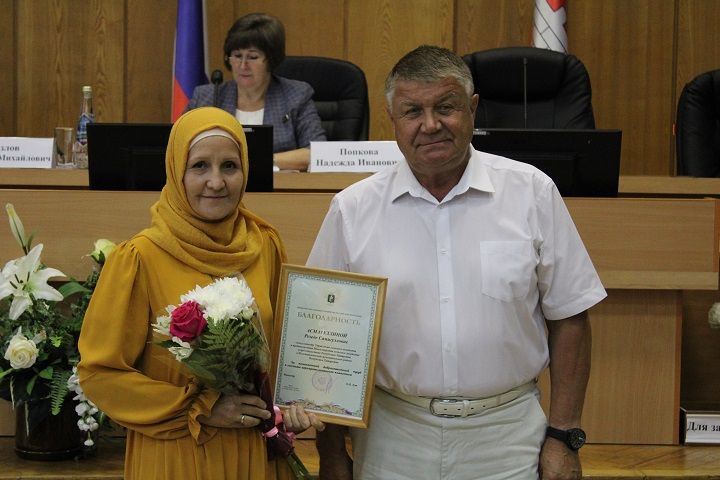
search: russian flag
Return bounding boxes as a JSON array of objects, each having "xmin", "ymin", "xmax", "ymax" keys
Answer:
[{"xmin": 171, "ymin": 0, "xmax": 208, "ymax": 121}]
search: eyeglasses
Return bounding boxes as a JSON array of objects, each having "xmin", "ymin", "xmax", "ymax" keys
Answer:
[{"xmin": 227, "ymin": 51, "xmax": 266, "ymax": 65}]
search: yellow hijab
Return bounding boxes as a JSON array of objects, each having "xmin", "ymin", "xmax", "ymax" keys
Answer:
[{"xmin": 139, "ymin": 107, "xmax": 284, "ymax": 277}]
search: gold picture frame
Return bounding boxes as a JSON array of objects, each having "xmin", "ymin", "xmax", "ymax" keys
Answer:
[{"xmin": 273, "ymin": 263, "xmax": 386, "ymax": 428}]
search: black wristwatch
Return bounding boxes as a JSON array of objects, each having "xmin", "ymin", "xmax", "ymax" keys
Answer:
[{"xmin": 545, "ymin": 426, "xmax": 586, "ymax": 451}]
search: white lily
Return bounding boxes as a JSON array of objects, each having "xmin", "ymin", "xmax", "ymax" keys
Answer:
[
  {"xmin": 5, "ymin": 204, "xmax": 29, "ymax": 253},
  {"xmin": 0, "ymin": 244, "xmax": 65, "ymax": 320}
]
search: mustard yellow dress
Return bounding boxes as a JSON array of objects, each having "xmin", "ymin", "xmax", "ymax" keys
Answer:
[
  {"xmin": 78, "ymin": 235, "xmax": 292, "ymax": 479},
  {"xmin": 78, "ymin": 106, "xmax": 294, "ymax": 480}
]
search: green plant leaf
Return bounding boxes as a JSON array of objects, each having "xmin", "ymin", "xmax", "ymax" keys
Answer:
[
  {"xmin": 0, "ymin": 368, "xmax": 15, "ymax": 381},
  {"xmin": 38, "ymin": 366, "xmax": 54, "ymax": 380},
  {"xmin": 50, "ymin": 369, "xmax": 71, "ymax": 415},
  {"xmin": 58, "ymin": 281, "xmax": 90, "ymax": 298},
  {"xmin": 25, "ymin": 375, "xmax": 37, "ymax": 395}
]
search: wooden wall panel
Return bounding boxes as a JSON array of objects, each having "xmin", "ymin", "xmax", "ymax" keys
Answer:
[
  {"xmin": 233, "ymin": 1, "xmax": 345, "ymax": 58},
  {"xmin": 16, "ymin": 0, "xmax": 125, "ymax": 136},
  {"xmin": 676, "ymin": 0, "xmax": 720, "ymax": 99},
  {"xmin": 0, "ymin": 0, "xmax": 15, "ymax": 136},
  {"xmin": 675, "ymin": 0, "xmax": 720, "ymax": 173},
  {"xmin": 568, "ymin": 1, "xmax": 676, "ymax": 176},
  {"xmin": 584, "ymin": 290, "xmax": 681, "ymax": 444},
  {"xmin": 205, "ymin": 0, "xmax": 240, "ymax": 78},
  {"xmin": 125, "ymin": 0, "xmax": 176, "ymax": 123},
  {"xmin": 7, "ymin": 0, "xmax": 717, "ymax": 176},
  {"xmin": 346, "ymin": 0, "xmax": 455, "ymax": 141},
  {"xmin": 455, "ymin": 0, "xmax": 534, "ymax": 55},
  {"xmin": 681, "ymin": 290, "xmax": 720, "ymax": 409}
]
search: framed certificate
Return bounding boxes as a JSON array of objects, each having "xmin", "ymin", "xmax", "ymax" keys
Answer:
[{"xmin": 273, "ymin": 264, "xmax": 386, "ymax": 428}]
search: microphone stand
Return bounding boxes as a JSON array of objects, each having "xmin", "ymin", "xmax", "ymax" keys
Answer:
[{"xmin": 211, "ymin": 70, "xmax": 223, "ymax": 107}]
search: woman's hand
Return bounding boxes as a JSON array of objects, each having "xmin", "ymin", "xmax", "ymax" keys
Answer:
[
  {"xmin": 199, "ymin": 393, "xmax": 272, "ymax": 428},
  {"xmin": 282, "ymin": 404, "xmax": 326, "ymax": 434}
]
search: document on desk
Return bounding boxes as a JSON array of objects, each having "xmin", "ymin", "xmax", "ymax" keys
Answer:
[{"xmin": 273, "ymin": 264, "xmax": 386, "ymax": 428}]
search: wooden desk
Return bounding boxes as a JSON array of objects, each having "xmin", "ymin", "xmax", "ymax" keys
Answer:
[
  {"xmin": 6, "ymin": 168, "xmax": 720, "ymax": 197},
  {"xmin": 1, "ymin": 190, "xmax": 718, "ymax": 445},
  {"xmin": 0, "ymin": 168, "xmax": 371, "ymax": 192},
  {"xmin": 619, "ymin": 175, "xmax": 720, "ymax": 197},
  {"xmin": 1, "ymin": 168, "xmax": 89, "ymax": 189}
]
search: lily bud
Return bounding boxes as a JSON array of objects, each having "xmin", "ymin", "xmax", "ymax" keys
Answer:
[{"xmin": 5, "ymin": 204, "xmax": 29, "ymax": 253}]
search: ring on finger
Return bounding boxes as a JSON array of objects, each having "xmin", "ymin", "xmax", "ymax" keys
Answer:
[{"xmin": 240, "ymin": 414, "xmax": 246, "ymax": 425}]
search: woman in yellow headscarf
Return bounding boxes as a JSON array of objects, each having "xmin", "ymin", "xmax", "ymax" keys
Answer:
[{"xmin": 78, "ymin": 107, "xmax": 322, "ymax": 479}]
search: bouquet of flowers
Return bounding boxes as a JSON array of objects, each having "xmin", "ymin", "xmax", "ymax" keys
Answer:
[
  {"xmin": 152, "ymin": 277, "xmax": 311, "ymax": 478},
  {"xmin": 0, "ymin": 204, "xmax": 114, "ymax": 448}
]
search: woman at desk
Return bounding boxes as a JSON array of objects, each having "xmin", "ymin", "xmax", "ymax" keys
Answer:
[
  {"xmin": 186, "ymin": 13, "xmax": 326, "ymax": 171},
  {"xmin": 78, "ymin": 107, "xmax": 322, "ymax": 479}
]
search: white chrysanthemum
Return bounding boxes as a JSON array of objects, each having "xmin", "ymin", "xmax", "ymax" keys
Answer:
[
  {"xmin": 241, "ymin": 307, "xmax": 255, "ymax": 320},
  {"xmin": 709, "ymin": 302, "xmax": 720, "ymax": 329},
  {"xmin": 181, "ymin": 283, "xmax": 219, "ymax": 308},
  {"xmin": 182, "ymin": 277, "xmax": 255, "ymax": 322},
  {"xmin": 152, "ymin": 315, "xmax": 172, "ymax": 336},
  {"xmin": 168, "ymin": 337, "xmax": 193, "ymax": 361}
]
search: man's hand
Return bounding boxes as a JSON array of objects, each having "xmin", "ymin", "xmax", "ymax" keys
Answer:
[
  {"xmin": 317, "ymin": 424, "xmax": 353, "ymax": 480},
  {"xmin": 539, "ymin": 437, "xmax": 582, "ymax": 480}
]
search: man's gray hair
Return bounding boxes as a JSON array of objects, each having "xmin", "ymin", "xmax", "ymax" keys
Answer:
[{"xmin": 384, "ymin": 45, "xmax": 475, "ymax": 109}]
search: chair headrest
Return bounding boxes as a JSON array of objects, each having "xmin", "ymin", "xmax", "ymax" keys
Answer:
[
  {"xmin": 679, "ymin": 69, "xmax": 720, "ymax": 121},
  {"xmin": 275, "ymin": 56, "xmax": 368, "ymax": 102},
  {"xmin": 676, "ymin": 69, "xmax": 720, "ymax": 176},
  {"xmin": 463, "ymin": 46, "xmax": 583, "ymax": 100}
]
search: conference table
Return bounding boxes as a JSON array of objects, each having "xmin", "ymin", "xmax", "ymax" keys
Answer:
[
  {"xmin": 1, "ymin": 169, "xmax": 719, "ymax": 446},
  {"xmin": 7, "ymin": 167, "xmax": 720, "ymax": 196}
]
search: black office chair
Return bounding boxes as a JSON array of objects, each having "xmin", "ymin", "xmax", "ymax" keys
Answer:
[
  {"xmin": 676, "ymin": 69, "xmax": 720, "ymax": 176},
  {"xmin": 275, "ymin": 56, "xmax": 370, "ymax": 141},
  {"xmin": 462, "ymin": 47, "xmax": 595, "ymax": 129}
]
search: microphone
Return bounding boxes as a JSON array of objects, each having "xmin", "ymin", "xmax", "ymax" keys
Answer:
[
  {"xmin": 211, "ymin": 70, "xmax": 223, "ymax": 107},
  {"xmin": 522, "ymin": 57, "xmax": 528, "ymax": 129}
]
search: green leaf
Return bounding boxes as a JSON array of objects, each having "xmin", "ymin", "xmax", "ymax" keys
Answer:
[
  {"xmin": 49, "ymin": 336, "xmax": 62, "ymax": 347},
  {"xmin": 38, "ymin": 366, "xmax": 54, "ymax": 380},
  {"xmin": 50, "ymin": 370, "xmax": 71, "ymax": 415},
  {"xmin": 0, "ymin": 368, "xmax": 15, "ymax": 381},
  {"xmin": 25, "ymin": 375, "xmax": 37, "ymax": 395},
  {"xmin": 286, "ymin": 452, "xmax": 314, "ymax": 479},
  {"xmin": 58, "ymin": 281, "xmax": 91, "ymax": 298}
]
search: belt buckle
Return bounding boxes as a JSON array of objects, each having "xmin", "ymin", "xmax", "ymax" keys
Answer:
[{"xmin": 429, "ymin": 398, "xmax": 463, "ymax": 418}]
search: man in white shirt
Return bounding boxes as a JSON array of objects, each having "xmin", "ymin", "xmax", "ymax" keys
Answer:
[{"xmin": 307, "ymin": 45, "xmax": 606, "ymax": 480}]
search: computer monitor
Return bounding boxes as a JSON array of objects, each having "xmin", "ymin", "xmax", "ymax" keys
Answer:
[
  {"xmin": 87, "ymin": 123, "xmax": 274, "ymax": 192},
  {"xmin": 471, "ymin": 128, "xmax": 622, "ymax": 197}
]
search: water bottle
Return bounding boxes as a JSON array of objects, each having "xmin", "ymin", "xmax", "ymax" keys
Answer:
[{"xmin": 72, "ymin": 85, "xmax": 94, "ymax": 169}]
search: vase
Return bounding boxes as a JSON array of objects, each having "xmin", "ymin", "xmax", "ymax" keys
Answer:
[{"xmin": 14, "ymin": 398, "xmax": 89, "ymax": 461}]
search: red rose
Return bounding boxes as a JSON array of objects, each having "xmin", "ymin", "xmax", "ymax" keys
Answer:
[{"xmin": 169, "ymin": 301, "xmax": 207, "ymax": 341}]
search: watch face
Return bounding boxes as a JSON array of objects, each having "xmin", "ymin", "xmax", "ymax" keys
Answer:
[{"xmin": 567, "ymin": 428, "xmax": 586, "ymax": 450}]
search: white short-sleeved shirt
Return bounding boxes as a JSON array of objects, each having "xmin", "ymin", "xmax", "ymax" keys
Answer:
[{"xmin": 307, "ymin": 147, "xmax": 607, "ymax": 398}]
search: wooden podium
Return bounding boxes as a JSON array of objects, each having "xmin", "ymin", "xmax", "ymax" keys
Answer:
[{"xmin": 0, "ymin": 189, "xmax": 718, "ymax": 445}]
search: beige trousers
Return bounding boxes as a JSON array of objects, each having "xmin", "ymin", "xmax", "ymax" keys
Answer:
[{"xmin": 350, "ymin": 387, "xmax": 546, "ymax": 480}]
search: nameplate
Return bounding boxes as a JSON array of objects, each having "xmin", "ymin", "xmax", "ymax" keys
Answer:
[
  {"xmin": 310, "ymin": 141, "xmax": 403, "ymax": 172},
  {"xmin": 681, "ymin": 408, "xmax": 720, "ymax": 444},
  {"xmin": 0, "ymin": 137, "xmax": 53, "ymax": 168}
]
